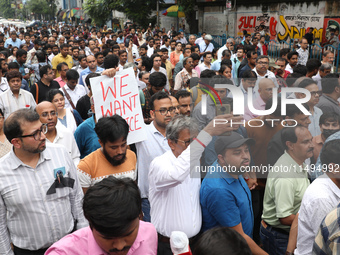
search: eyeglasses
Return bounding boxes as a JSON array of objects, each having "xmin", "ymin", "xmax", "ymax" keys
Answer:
[
  {"xmin": 40, "ymin": 111, "xmax": 57, "ymax": 118},
  {"xmin": 154, "ymin": 107, "xmax": 176, "ymax": 115},
  {"xmin": 257, "ymin": 61, "xmax": 269, "ymax": 65},
  {"xmin": 0, "ymin": 116, "xmax": 4, "ymax": 119},
  {"xmin": 176, "ymin": 138, "xmax": 194, "ymax": 147},
  {"xmin": 18, "ymin": 124, "xmax": 48, "ymax": 141},
  {"xmin": 310, "ymin": 91, "xmax": 322, "ymax": 97}
]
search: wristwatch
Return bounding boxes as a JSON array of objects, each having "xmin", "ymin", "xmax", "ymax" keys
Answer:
[{"xmin": 285, "ymin": 251, "xmax": 294, "ymax": 255}]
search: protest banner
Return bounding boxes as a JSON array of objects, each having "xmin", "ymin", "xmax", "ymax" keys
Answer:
[{"xmin": 90, "ymin": 67, "xmax": 147, "ymax": 144}]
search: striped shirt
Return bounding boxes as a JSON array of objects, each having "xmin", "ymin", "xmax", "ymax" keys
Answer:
[{"xmin": 0, "ymin": 143, "xmax": 88, "ymax": 254}]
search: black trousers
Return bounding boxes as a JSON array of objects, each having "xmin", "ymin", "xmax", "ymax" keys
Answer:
[{"xmin": 13, "ymin": 246, "xmax": 48, "ymax": 255}]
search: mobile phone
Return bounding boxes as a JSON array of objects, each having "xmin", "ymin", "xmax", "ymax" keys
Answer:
[{"xmin": 215, "ymin": 104, "xmax": 231, "ymax": 136}]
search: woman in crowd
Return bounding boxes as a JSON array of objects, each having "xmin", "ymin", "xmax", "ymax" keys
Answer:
[
  {"xmin": 219, "ymin": 64, "xmax": 232, "ymax": 79},
  {"xmin": 8, "ymin": 46, "xmax": 18, "ymax": 63},
  {"xmin": 47, "ymin": 89, "xmax": 82, "ymax": 134},
  {"xmin": 170, "ymin": 42, "xmax": 182, "ymax": 67}
]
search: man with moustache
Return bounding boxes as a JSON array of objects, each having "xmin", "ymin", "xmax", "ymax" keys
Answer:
[
  {"xmin": 175, "ymin": 90, "xmax": 193, "ymax": 116},
  {"xmin": 0, "ymin": 108, "xmax": 87, "ymax": 254},
  {"xmin": 35, "ymin": 101, "xmax": 80, "ymax": 166},
  {"xmin": 200, "ymin": 132, "xmax": 268, "ymax": 255},
  {"xmin": 77, "ymin": 115, "xmax": 137, "ymax": 193},
  {"xmin": 261, "ymin": 126, "xmax": 313, "ymax": 255}
]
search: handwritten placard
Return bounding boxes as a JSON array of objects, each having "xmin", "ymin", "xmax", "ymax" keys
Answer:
[{"xmin": 90, "ymin": 67, "xmax": 147, "ymax": 144}]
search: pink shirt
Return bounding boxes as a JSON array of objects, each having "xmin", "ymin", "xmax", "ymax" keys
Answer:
[
  {"xmin": 45, "ymin": 221, "xmax": 158, "ymax": 255},
  {"xmin": 54, "ymin": 76, "xmax": 66, "ymax": 88},
  {"xmin": 244, "ymin": 95, "xmax": 266, "ymax": 121}
]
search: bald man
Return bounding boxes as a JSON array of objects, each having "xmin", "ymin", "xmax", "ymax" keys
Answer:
[
  {"xmin": 79, "ymin": 55, "xmax": 104, "ymax": 87},
  {"xmin": 36, "ymin": 101, "xmax": 80, "ymax": 166},
  {"xmin": 244, "ymin": 78, "xmax": 276, "ymax": 121}
]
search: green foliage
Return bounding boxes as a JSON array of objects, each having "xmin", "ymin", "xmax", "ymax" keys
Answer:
[
  {"xmin": 26, "ymin": 0, "xmax": 52, "ymax": 15},
  {"xmin": 177, "ymin": 0, "xmax": 198, "ymax": 33},
  {"xmin": 84, "ymin": 0, "xmax": 159, "ymax": 28},
  {"xmin": 0, "ymin": 0, "xmax": 15, "ymax": 19},
  {"xmin": 84, "ymin": 0, "xmax": 112, "ymax": 26}
]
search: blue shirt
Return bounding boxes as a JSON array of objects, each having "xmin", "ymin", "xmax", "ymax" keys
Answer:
[
  {"xmin": 79, "ymin": 66, "xmax": 104, "ymax": 86},
  {"xmin": 4, "ymin": 38, "xmax": 22, "ymax": 48},
  {"xmin": 200, "ymin": 160, "xmax": 254, "ymax": 236},
  {"xmin": 116, "ymin": 37, "xmax": 124, "ymax": 44},
  {"xmin": 74, "ymin": 116, "xmax": 100, "ymax": 159},
  {"xmin": 211, "ymin": 60, "xmax": 222, "ymax": 71}
]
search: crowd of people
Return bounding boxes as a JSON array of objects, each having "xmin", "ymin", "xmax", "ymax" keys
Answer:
[{"xmin": 0, "ymin": 21, "xmax": 339, "ymax": 255}]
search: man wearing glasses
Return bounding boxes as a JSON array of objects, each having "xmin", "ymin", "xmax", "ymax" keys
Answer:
[
  {"xmin": 295, "ymin": 78, "xmax": 323, "ymax": 137},
  {"xmin": 0, "ymin": 108, "xmax": 87, "ymax": 255},
  {"xmin": 35, "ymin": 101, "xmax": 80, "ymax": 166},
  {"xmin": 136, "ymin": 91, "xmax": 176, "ymax": 223},
  {"xmin": 252, "ymin": 55, "xmax": 278, "ymax": 94}
]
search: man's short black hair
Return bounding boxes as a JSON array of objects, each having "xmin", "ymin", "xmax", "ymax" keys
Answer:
[
  {"xmin": 40, "ymin": 64, "xmax": 51, "ymax": 78},
  {"xmin": 78, "ymin": 54, "xmax": 86, "ymax": 62},
  {"xmin": 57, "ymin": 62, "xmax": 68, "ymax": 72},
  {"xmin": 7, "ymin": 61, "xmax": 20, "ymax": 70},
  {"xmin": 287, "ymin": 51, "xmax": 299, "ymax": 60},
  {"xmin": 83, "ymin": 176, "xmax": 141, "ymax": 238},
  {"xmin": 4, "ymin": 109, "xmax": 40, "ymax": 142},
  {"xmin": 175, "ymin": 90, "xmax": 191, "ymax": 101},
  {"xmin": 149, "ymin": 71, "xmax": 166, "ymax": 88},
  {"xmin": 16, "ymin": 49, "xmax": 27, "ymax": 58},
  {"xmin": 95, "ymin": 52, "xmax": 104, "ymax": 58},
  {"xmin": 321, "ymin": 73, "xmax": 340, "ymax": 94},
  {"xmin": 7, "ymin": 70, "xmax": 22, "ymax": 82},
  {"xmin": 319, "ymin": 112, "xmax": 340, "ymax": 126},
  {"xmin": 103, "ymin": 54, "xmax": 119, "ymax": 69},
  {"xmin": 141, "ymin": 56, "xmax": 152, "ymax": 72},
  {"xmin": 279, "ymin": 48, "xmax": 291, "ymax": 58},
  {"xmin": 321, "ymin": 139, "xmax": 340, "ymax": 167},
  {"xmin": 241, "ymin": 70, "xmax": 257, "ymax": 79},
  {"xmin": 66, "ymin": 69, "xmax": 79, "ymax": 81},
  {"xmin": 203, "ymin": 52, "xmax": 212, "ymax": 59},
  {"xmin": 85, "ymin": 72, "xmax": 101, "ymax": 89},
  {"xmin": 281, "ymin": 125, "xmax": 306, "ymax": 149},
  {"xmin": 60, "ymin": 44, "xmax": 70, "ymax": 50},
  {"xmin": 150, "ymin": 91, "xmax": 170, "ymax": 110},
  {"xmin": 200, "ymin": 69, "xmax": 216, "ymax": 79},
  {"xmin": 286, "ymin": 103, "xmax": 309, "ymax": 118},
  {"xmin": 293, "ymin": 64, "xmax": 307, "ymax": 76},
  {"xmin": 95, "ymin": 115, "xmax": 129, "ymax": 144},
  {"xmin": 194, "ymin": 227, "xmax": 252, "ymax": 255},
  {"xmin": 306, "ymin": 58, "xmax": 321, "ymax": 73}
]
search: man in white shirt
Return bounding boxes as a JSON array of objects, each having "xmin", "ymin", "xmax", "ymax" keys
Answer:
[
  {"xmin": 149, "ymin": 113, "xmax": 244, "ymax": 255},
  {"xmin": 252, "ymin": 55, "xmax": 279, "ymax": 92},
  {"xmin": 295, "ymin": 139, "xmax": 340, "ymax": 255},
  {"xmin": 60, "ymin": 69, "xmax": 86, "ymax": 110},
  {"xmin": 147, "ymin": 38, "xmax": 161, "ymax": 57},
  {"xmin": 36, "ymin": 101, "xmax": 80, "ymax": 166},
  {"xmin": 195, "ymin": 32, "xmax": 206, "ymax": 45},
  {"xmin": 297, "ymin": 38, "xmax": 309, "ymax": 66},
  {"xmin": 150, "ymin": 54, "xmax": 169, "ymax": 91},
  {"xmin": 198, "ymin": 34, "xmax": 214, "ymax": 58},
  {"xmin": 285, "ymin": 51, "xmax": 299, "ymax": 73},
  {"xmin": 0, "ymin": 70, "xmax": 36, "ymax": 118},
  {"xmin": 217, "ymin": 38, "xmax": 235, "ymax": 60},
  {"xmin": 198, "ymin": 52, "xmax": 212, "ymax": 73}
]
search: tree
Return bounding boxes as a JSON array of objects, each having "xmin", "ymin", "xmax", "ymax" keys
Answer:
[
  {"xmin": 84, "ymin": 0, "xmax": 159, "ymax": 28},
  {"xmin": 0, "ymin": 0, "xmax": 15, "ymax": 19},
  {"xmin": 83, "ymin": 0, "xmax": 112, "ymax": 26},
  {"xmin": 26, "ymin": 0, "xmax": 52, "ymax": 20},
  {"xmin": 177, "ymin": 0, "xmax": 198, "ymax": 34}
]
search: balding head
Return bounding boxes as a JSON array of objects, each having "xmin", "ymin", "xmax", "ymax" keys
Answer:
[
  {"xmin": 36, "ymin": 101, "xmax": 58, "ymax": 132},
  {"xmin": 258, "ymin": 78, "xmax": 275, "ymax": 102}
]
